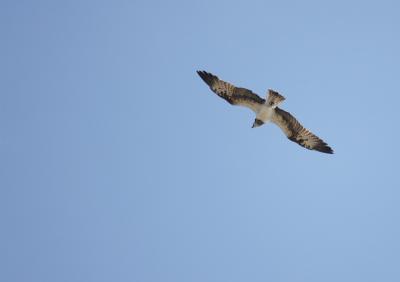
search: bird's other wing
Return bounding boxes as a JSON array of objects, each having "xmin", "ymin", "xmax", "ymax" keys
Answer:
[
  {"xmin": 197, "ymin": 70, "xmax": 264, "ymax": 113},
  {"xmin": 271, "ymin": 107, "xmax": 333, "ymax": 154}
]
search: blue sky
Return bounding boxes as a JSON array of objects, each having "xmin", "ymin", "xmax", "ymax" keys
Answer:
[{"xmin": 1, "ymin": 0, "xmax": 400, "ymax": 281}]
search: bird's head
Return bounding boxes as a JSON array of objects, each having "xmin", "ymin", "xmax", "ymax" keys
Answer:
[{"xmin": 252, "ymin": 119, "xmax": 264, "ymax": 128}]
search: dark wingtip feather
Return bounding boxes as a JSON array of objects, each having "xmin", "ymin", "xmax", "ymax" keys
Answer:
[
  {"xmin": 321, "ymin": 148, "xmax": 334, "ymax": 154},
  {"xmin": 316, "ymin": 144, "xmax": 334, "ymax": 154},
  {"xmin": 196, "ymin": 70, "xmax": 217, "ymax": 87}
]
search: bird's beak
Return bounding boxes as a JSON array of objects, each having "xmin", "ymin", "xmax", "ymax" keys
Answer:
[{"xmin": 252, "ymin": 123, "xmax": 255, "ymax": 128}]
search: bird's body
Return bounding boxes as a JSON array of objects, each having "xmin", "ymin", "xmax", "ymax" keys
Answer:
[
  {"xmin": 197, "ymin": 70, "xmax": 333, "ymax": 154},
  {"xmin": 256, "ymin": 105, "xmax": 274, "ymax": 124}
]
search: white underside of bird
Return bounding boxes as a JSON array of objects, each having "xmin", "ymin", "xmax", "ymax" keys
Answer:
[{"xmin": 255, "ymin": 104, "xmax": 275, "ymax": 124}]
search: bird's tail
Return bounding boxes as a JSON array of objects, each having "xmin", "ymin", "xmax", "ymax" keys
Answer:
[{"xmin": 266, "ymin": 89, "xmax": 285, "ymax": 107}]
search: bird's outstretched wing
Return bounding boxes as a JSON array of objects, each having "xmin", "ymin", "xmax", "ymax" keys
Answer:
[
  {"xmin": 272, "ymin": 107, "xmax": 333, "ymax": 154},
  {"xmin": 197, "ymin": 71, "xmax": 264, "ymax": 113}
]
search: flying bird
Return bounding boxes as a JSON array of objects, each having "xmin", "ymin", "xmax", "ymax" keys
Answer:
[{"xmin": 197, "ymin": 71, "xmax": 333, "ymax": 154}]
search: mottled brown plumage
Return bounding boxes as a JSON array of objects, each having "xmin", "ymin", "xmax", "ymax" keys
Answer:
[
  {"xmin": 197, "ymin": 71, "xmax": 264, "ymax": 112},
  {"xmin": 272, "ymin": 108, "xmax": 333, "ymax": 154}
]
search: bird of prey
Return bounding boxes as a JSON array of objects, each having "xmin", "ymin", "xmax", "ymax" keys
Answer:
[{"xmin": 197, "ymin": 71, "xmax": 333, "ymax": 154}]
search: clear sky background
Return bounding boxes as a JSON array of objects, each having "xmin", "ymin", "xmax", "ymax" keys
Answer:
[{"xmin": 1, "ymin": 1, "xmax": 400, "ymax": 281}]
